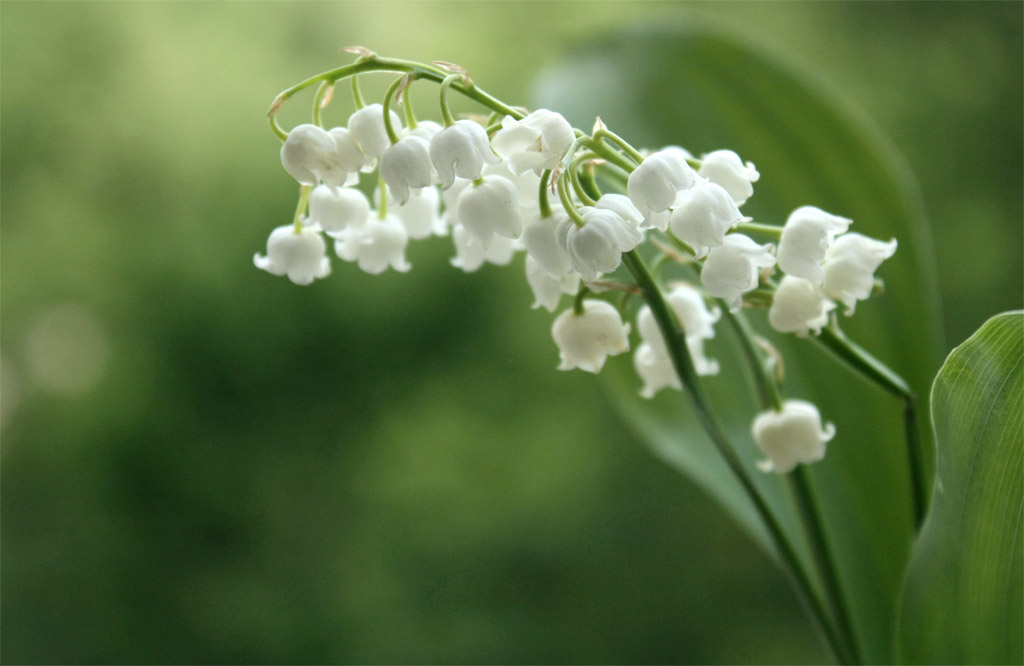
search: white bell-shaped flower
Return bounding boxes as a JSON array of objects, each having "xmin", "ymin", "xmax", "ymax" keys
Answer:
[
  {"xmin": 348, "ymin": 104, "xmax": 403, "ymax": 169},
  {"xmin": 383, "ymin": 186, "xmax": 444, "ymax": 240},
  {"xmin": 491, "ymin": 109, "xmax": 574, "ymax": 174},
  {"xmin": 325, "ymin": 127, "xmax": 367, "ymax": 186},
  {"xmin": 670, "ymin": 182, "xmax": 751, "ymax": 257},
  {"xmin": 768, "ymin": 275, "xmax": 836, "ymax": 337},
  {"xmin": 308, "ymin": 185, "xmax": 370, "ymax": 234},
  {"xmin": 379, "ymin": 135, "xmax": 434, "ymax": 205},
  {"xmin": 752, "ymin": 400, "xmax": 835, "ymax": 474},
  {"xmin": 281, "ymin": 124, "xmax": 356, "ymax": 188},
  {"xmin": 594, "ymin": 193, "xmax": 645, "ymax": 228},
  {"xmin": 405, "ymin": 120, "xmax": 443, "ymax": 142},
  {"xmin": 523, "ymin": 213, "xmax": 574, "ymax": 279},
  {"xmin": 777, "ymin": 206, "xmax": 852, "ymax": 285},
  {"xmin": 551, "ymin": 299, "xmax": 631, "ymax": 373},
  {"xmin": 627, "ymin": 148, "xmax": 702, "ymax": 216},
  {"xmin": 525, "ymin": 255, "xmax": 580, "ymax": 312},
  {"xmin": 449, "ymin": 224, "xmax": 519, "ymax": 273},
  {"xmin": 254, "ymin": 224, "xmax": 331, "ymax": 285},
  {"xmin": 637, "ymin": 284, "xmax": 721, "ymax": 356},
  {"xmin": 334, "ymin": 214, "xmax": 411, "ymax": 275},
  {"xmin": 557, "ymin": 207, "xmax": 642, "ymax": 282},
  {"xmin": 455, "ymin": 174, "xmax": 523, "ymax": 250},
  {"xmin": 440, "ymin": 178, "xmax": 471, "ymax": 227},
  {"xmin": 430, "ymin": 119, "xmax": 500, "ymax": 189},
  {"xmin": 823, "ymin": 232, "xmax": 898, "ymax": 315},
  {"xmin": 634, "ymin": 342, "xmax": 682, "ymax": 399},
  {"xmin": 698, "ymin": 150, "xmax": 760, "ymax": 205},
  {"xmin": 701, "ymin": 234, "xmax": 776, "ymax": 312}
]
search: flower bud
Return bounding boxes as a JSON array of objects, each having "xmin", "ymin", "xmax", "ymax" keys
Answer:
[
  {"xmin": 430, "ymin": 119, "xmax": 500, "ymax": 189},
  {"xmin": 308, "ymin": 185, "xmax": 370, "ymax": 234},
  {"xmin": 557, "ymin": 207, "xmax": 641, "ymax": 282},
  {"xmin": 777, "ymin": 206, "xmax": 852, "ymax": 285},
  {"xmin": 823, "ymin": 233, "xmax": 898, "ymax": 315},
  {"xmin": 348, "ymin": 104, "xmax": 403, "ymax": 168},
  {"xmin": 752, "ymin": 400, "xmax": 835, "ymax": 474},
  {"xmin": 254, "ymin": 224, "xmax": 331, "ymax": 285},
  {"xmin": 551, "ymin": 300, "xmax": 630, "ymax": 373},
  {"xmin": 768, "ymin": 275, "xmax": 835, "ymax": 337},
  {"xmin": 670, "ymin": 182, "xmax": 751, "ymax": 257},
  {"xmin": 379, "ymin": 135, "xmax": 434, "ymax": 205},
  {"xmin": 700, "ymin": 234, "xmax": 776, "ymax": 311},
  {"xmin": 698, "ymin": 150, "xmax": 759, "ymax": 205},
  {"xmin": 627, "ymin": 148, "xmax": 701, "ymax": 216},
  {"xmin": 455, "ymin": 175, "xmax": 523, "ymax": 250},
  {"xmin": 492, "ymin": 109, "xmax": 574, "ymax": 174}
]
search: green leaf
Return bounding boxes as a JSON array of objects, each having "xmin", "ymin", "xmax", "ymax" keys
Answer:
[
  {"xmin": 536, "ymin": 22, "xmax": 942, "ymax": 663},
  {"xmin": 898, "ymin": 311, "xmax": 1023, "ymax": 665}
]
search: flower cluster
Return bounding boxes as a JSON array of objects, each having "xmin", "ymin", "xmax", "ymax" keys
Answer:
[{"xmin": 257, "ymin": 56, "xmax": 900, "ymax": 476}]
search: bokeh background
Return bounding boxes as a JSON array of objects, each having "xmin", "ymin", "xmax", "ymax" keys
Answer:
[{"xmin": 2, "ymin": 2, "xmax": 1020, "ymax": 664}]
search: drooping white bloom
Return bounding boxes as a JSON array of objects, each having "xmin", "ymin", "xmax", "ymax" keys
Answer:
[
  {"xmin": 455, "ymin": 174, "xmax": 523, "ymax": 250},
  {"xmin": 405, "ymin": 120, "xmax": 443, "ymax": 142},
  {"xmin": 440, "ymin": 178, "xmax": 472, "ymax": 227},
  {"xmin": 483, "ymin": 161, "xmax": 542, "ymax": 213},
  {"xmin": 701, "ymin": 234, "xmax": 776, "ymax": 311},
  {"xmin": 823, "ymin": 233, "xmax": 898, "ymax": 315},
  {"xmin": 308, "ymin": 185, "xmax": 370, "ymax": 234},
  {"xmin": 449, "ymin": 224, "xmax": 519, "ymax": 273},
  {"xmin": 348, "ymin": 104, "xmax": 403, "ymax": 168},
  {"xmin": 752, "ymin": 400, "xmax": 835, "ymax": 474},
  {"xmin": 634, "ymin": 342, "xmax": 682, "ymax": 398},
  {"xmin": 379, "ymin": 135, "xmax": 434, "ymax": 205},
  {"xmin": 557, "ymin": 207, "xmax": 642, "ymax": 282},
  {"xmin": 551, "ymin": 300, "xmax": 631, "ymax": 373},
  {"xmin": 698, "ymin": 150, "xmax": 760, "ymax": 205},
  {"xmin": 768, "ymin": 275, "xmax": 836, "ymax": 337},
  {"xmin": 254, "ymin": 224, "xmax": 331, "ymax": 285},
  {"xmin": 281, "ymin": 124, "xmax": 361, "ymax": 188},
  {"xmin": 670, "ymin": 182, "xmax": 751, "ymax": 257},
  {"xmin": 385, "ymin": 186, "xmax": 444, "ymax": 240},
  {"xmin": 491, "ymin": 109, "xmax": 574, "ymax": 174},
  {"xmin": 594, "ymin": 193, "xmax": 645, "ymax": 228},
  {"xmin": 777, "ymin": 206, "xmax": 852, "ymax": 285},
  {"xmin": 522, "ymin": 213, "xmax": 574, "ymax": 279},
  {"xmin": 429, "ymin": 119, "xmax": 499, "ymax": 189},
  {"xmin": 325, "ymin": 127, "xmax": 367, "ymax": 186},
  {"xmin": 686, "ymin": 336, "xmax": 720, "ymax": 377},
  {"xmin": 627, "ymin": 148, "xmax": 702, "ymax": 216},
  {"xmin": 525, "ymin": 255, "xmax": 580, "ymax": 312},
  {"xmin": 334, "ymin": 214, "xmax": 410, "ymax": 275},
  {"xmin": 636, "ymin": 284, "xmax": 721, "ymax": 357}
]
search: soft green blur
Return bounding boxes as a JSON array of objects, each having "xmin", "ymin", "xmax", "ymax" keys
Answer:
[{"xmin": 1, "ymin": 3, "xmax": 1020, "ymax": 664}]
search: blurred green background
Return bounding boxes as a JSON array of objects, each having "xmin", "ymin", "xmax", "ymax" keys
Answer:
[{"xmin": 1, "ymin": 2, "xmax": 1020, "ymax": 664}]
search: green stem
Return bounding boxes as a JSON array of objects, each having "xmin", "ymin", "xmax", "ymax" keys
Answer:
[
  {"xmin": 735, "ymin": 221, "xmax": 784, "ymax": 240},
  {"xmin": 269, "ymin": 113, "xmax": 288, "ymax": 142},
  {"xmin": 351, "ymin": 75, "xmax": 365, "ymax": 109},
  {"xmin": 292, "ymin": 185, "xmax": 312, "ymax": 233},
  {"xmin": 377, "ymin": 177, "xmax": 388, "ymax": 219},
  {"xmin": 538, "ymin": 170, "xmax": 552, "ymax": 219},
  {"xmin": 439, "ymin": 73, "xmax": 460, "ymax": 127},
  {"xmin": 790, "ymin": 468, "xmax": 862, "ymax": 664},
  {"xmin": 381, "ymin": 75, "xmax": 407, "ymax": 145},
  {"xmin": 568, "ymin": 156, "xmax": 597, "ymax": 206},
  {"xmin": 621, "ymin": 250, "xmax": 853, "ymax": 665},
  {"xmin": 581, "ymin": 138, "xmax": 636, "ymax": 173},
  {"xmin": 401, "ymin": 82, "xmax": 418, "ymax": 129},
  {"xmin": 557, "ymin": 172, "xmax": 586, "ymax": 227},
  {"xmin": 593, "ymin": 128, "xmax": 644, "ymax": 164},
  {"xmin": 312, "ymin": 80, "xmax": 331, "ymax": 127},
  {"xmin": 813, "ymin": 325, "xmax": 926, "ymax": 530},
  {"xmin": 721, "ymin": 308, "xmax": 782, "ymax": 411}
]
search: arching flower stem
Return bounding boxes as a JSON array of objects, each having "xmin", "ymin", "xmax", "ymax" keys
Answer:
[
  {"xmin": 735, "ymin": 221, "xmax": 784, "ymax": 240},
  {"xmin": 312, "ymin": 80, "xmax": 332, "ymax": 128},
  {"xmin": 622, "ymin": 249, "xmax": 854, "ymax": 665},
  {"xmin": 538, "ymin": 170, "xmax": 553, "ymax": 219},
  {"xmin": 438, "ymin": 73, "xmax": 461, "ymax": 128},
  {"xmin": 292, "ymin": 185, "xmax": 312, "ymax": 234},
  {"xmin": 381, "ymin": 75, "xmax": 409, "ymax": 145}
]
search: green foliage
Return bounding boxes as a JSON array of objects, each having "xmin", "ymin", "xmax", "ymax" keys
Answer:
[
  {"xmin": 899, "ymin": 311, "xmax": 1024, "ymax": 665},
  {"xmin": 536, "ymin": 24, "xmax": 942, "ymax": 662}
]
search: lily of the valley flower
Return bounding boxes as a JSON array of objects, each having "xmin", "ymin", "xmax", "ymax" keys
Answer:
[
  {"xmin": 254, "ymin": 224, "xmax": 331, "ymax": 285},
  {"xmin": 379, "ymin": 135, "xmax": 434, "ymax": 205},
  {"xmin": 777, "ymin": 206, "xmax": 852, "ymax": 285},
  {"xmin": 700, "ymin": 233, "xmax": 776, "ymax": 311},
  {"xmin": 334, "ymin": 214, "xmax": 411, "ymax": 275},
  {"xmin": 492, "ymin": 109, "xmax": 575, "ymax": 174},
  {"xmin": 449, "ymin": 224, "xmax": 519, "ymax": 273},
  {"xmin": 557, "ymin": 207, "xmax": 642, "ymax": 282},
  {"xmin": 525, "ymin": 255, "xmax": 580, "ymax": 312},
  {"xmin": 768, "ymin": 275, "xmax": 835, "ymax": 337},
  {"xmin": 429, "ymin": 119, "xmax": 499, "ymax": 189},
  {"xmin": 752, "ymin": 399, "xmax": 835, "ymax": 474},
  {"xmin": 670, "ymin": 181, "xmax": 751, "ymax": 257},
  {"xmin": 633, "ymin": 342, "xmax": 682, "ymax": 398},
  {"xmin": 348, "ymin": 104, "xmax": 403, "ymax": 169},
  {"xmin": 626, "ymin": 147, "xmax": 701, "ymax": 216},
  {"xmin": 698, "ymin": 149, "xmax": 760, "ymax": 205},
  {"xmin": 551, "ymin": 299, "xmax": 630, "ymax": 373},
  {"xmin": 455, "ymin": 174, "xmax": 524, "ymax": 250},
  {"xmin": 307, "ymin": 185, "xmax": 370, "ymax": 234},
  {"xmin": 823, "ymin": 233, "xmax": 898, "ymax": 315},
  {"xmin": 522, "ymin": 213, "xmax": 574, "ymax": 279},
  {"xmin": 281, "ymin": 124, "xmax": 361, "ymax": 188}
]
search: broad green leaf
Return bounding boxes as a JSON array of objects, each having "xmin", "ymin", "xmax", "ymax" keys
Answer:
[
  {"xmin": 536, "ymin": 23, "xmax": 942, "ymax": 662},
  {"xmin": 899, "ymin": 311, "xmax": 1023, "ymax": 665}
]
